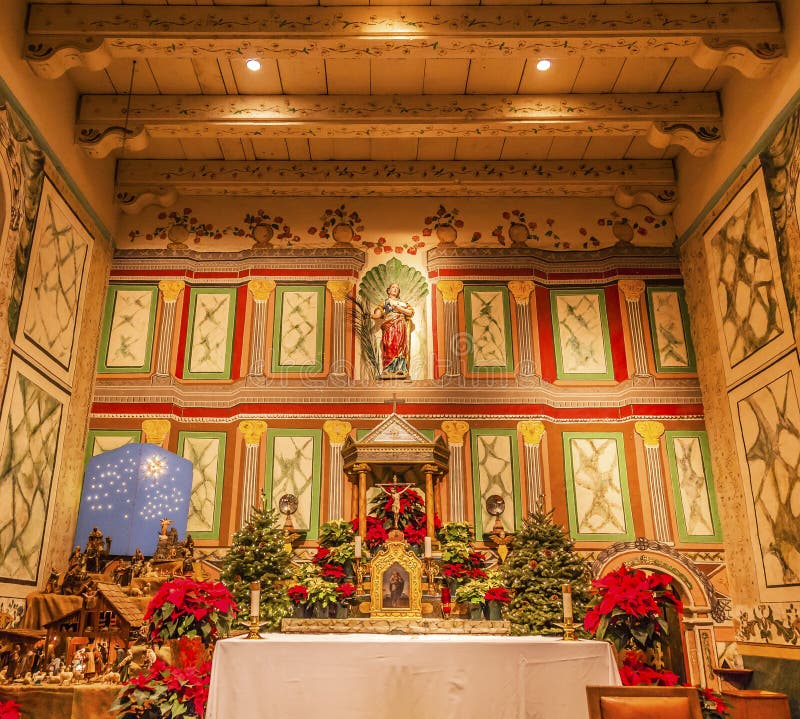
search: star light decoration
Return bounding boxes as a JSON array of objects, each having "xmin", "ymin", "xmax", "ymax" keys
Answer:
[{"xmin": 75, "ymin": 444, "xmax": 193, "ymax": 555}]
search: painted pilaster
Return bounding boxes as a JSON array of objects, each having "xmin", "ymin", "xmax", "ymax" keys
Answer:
[
  {"xmin": 635, "ymin": 420, "xmax": 672, "ymax": 544},
  {"xmin": 142, "ymin": 418, "xmax": 171, "ymax": 447},
  {"xmin": 518, "ymin": 420, "xmax": 546, "ymax": 513},
  {"xmin": 619, "ymin": 279, "xmax": 651, "ymax": 380},
  {"xmin": 441, "ymin": 420, "xmax": 469, "ymax": 522},
  {"xmin": 508, "ymin": 280, "xmax": 537, "ymax": 378},
  {"xmin": 437, "ymin": 280, "xmax": 464, "ymax": 378},
  {"xmin": 238, "ymin": 419, "xmax": 268, "ymax": 526},
  {"xmin": 247, "ymin": 280, "xmax": 275, "ymax": 379},
  {"xmin": 323, "ymin": 419, "xmax": 352, "ymax": 520},
  {"xmin": 326, "ymin": 280, "xmax": 354, "ymax": 378},
  {"xmin": 154, "ymin": 280, "xmax": 184, "ymax": 380}
]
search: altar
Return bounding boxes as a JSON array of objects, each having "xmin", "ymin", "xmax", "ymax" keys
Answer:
[{"xmin": 206, "ymin": 634, "xmax": 620, "ymax": 719}]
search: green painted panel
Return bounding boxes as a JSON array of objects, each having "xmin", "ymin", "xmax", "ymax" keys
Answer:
[
  {"xmin": 665, "ymin": 430, "xmax": 722, "ymax": 543},
  {"xmin": 183, "ymin": 287, "xmax": 237, "ymax": 380},
  {"xmin": 271, "ymin": 285, "xmax": 325, "ymax": 373},
  {"xmin": 83, "ymin": 429, "xmax": 141, "ymax": 469},
  {"xmin": 264, "ymin": 429, "xmax": 322, "ymax": 539},
  {"xmin": 463, "ymin": 285, "xmax": 515, "ymax": 373},
  {"xmin": 178, "ymin": 431, "xmax": 227, "ymax": 541},
  {"xmin": 563, "ymin": 432, "xmax": 634, "ymax": 541},
  {"xmin": 97, "ymin": 284, "xmax": 158, "ymax": 374},
  {"xmin": 646, "ymin": 286, "xmax": 697, "ymax": 373},
  {"xmin": 550, "ymin": 289, "xmax": 614, "ymax": 380},
  {"xmin": 470, "ymin": 429, "xmax": 521, "ymax": 540}
]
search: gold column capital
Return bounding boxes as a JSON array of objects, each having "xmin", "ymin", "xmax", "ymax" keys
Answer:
[
  {"xmin": 158, "ymin": 280, "xmax": 185, "ymax": 303},
  {"xmin": 518, "ymin": 420, "xmax": 545, "ymax": 446},
  {"xmin": 239, "ymin": 419, "xmax": 268, "ymax": 446},
  {"xmin": 437, "ymin": 280, "xmax": 464, "ymax": 303},
  {"xmin": 507, "ymin": 280, "xmax": 535, "ymax": 305},
  {"xmin": 247, "ymin": 279, "xmax": 276, "ymax": 302},
  {"xmin": 326, "ymin": 280, "xmax": 354, "ymax": 302},
  {"xmin": 441, "ymin": 420, "xmax": 469, "ymax": 445},
  {"xmin": 618, "ymin": 279, "xmax": 646, "ymax": 302},
  {"xmin": 350, "ymin": 462, "xmax": 370, "ymax": 475},
  {"xmin": 421, "ymin": 463, "xmax": 441, "ymax": 476},
  {"xmin": 635, "ymin": 420, "xmax": 666, "ymax": 447},
  {"xmin": 142, "ymin": 418, "xmax": 171, "ymax": 445},
  {"xmin": 323, "ymin": 419, "xmax": 352, "ymax": 445}
]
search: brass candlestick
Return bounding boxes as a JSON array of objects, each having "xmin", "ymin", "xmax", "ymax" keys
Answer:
[
  {"xmin": 354, "ymin": 557, "xmax": 365, "ymax": 592},
  {"xmin": 246, "ymin": 613, "xmax": 262, "ymax": 640},
  {"xmin": 424, "ymin": 558, "xmax": 439, "ymax": 592},
  {"xmin": 555, "ymin": 617, "xmax": 577, "ymax": 641}
]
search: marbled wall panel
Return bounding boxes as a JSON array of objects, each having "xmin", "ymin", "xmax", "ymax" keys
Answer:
[
  {"xmin": 98, "ymin": 285, "xmax": 158, "ymax": 373},
  {"xmin": 185, "ymin": 288, "xmax": 236, "ymax": 379},
  {"xmin": 704, "ymin": 170, "xmax": 794, "ymax": 385},
  {"xmin": 179, "ymin": 432, "xmax": 226, "ymax": 539},
  {"xmin": 464, "ymin": 285, "xmax": 513, "ymax": 372},
  {"xmin": 17, "ymin": 178, "xmax": 91, "ymax": 384},
  {"xmin": 279, "ymin": 290, "xmax": 319, "ymax": 366},
  {"xmin": 551, "ymin": 290, "xmax": 613, "ymax": 380},
  {"xmin": 730, "ymin": 353, "xmax": 800, "ymax": 597},
  {"xmin": 470, "ymin": 430, "xmax": 520, "ymax": 539},
  {"xmin": 563, "ymin": 433, "xmax": 633, "ymax": 540},
  {"xmin": 0, "ymin": 356, "xmax": 68, "ymax": 584},
  {"xmin": 647, "ymin": 287, "xmax": 695, "ymax": 372},
  {"xmin": 265, "ymin": 430, "xmax": 322, "ymax": 539}
]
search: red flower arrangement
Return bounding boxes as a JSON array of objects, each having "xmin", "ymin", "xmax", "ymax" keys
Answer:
[
  {"xmin": 583, "ymin": 566, "xmax": 682, "ymax": 653},
  {"xmin": 350, "ymin": 516, "xmax": 389, "ymax": 549},
  {"xmin": 618, "ymin": 652, "xmax": 680, "ymax": 687},
  {"xmin": 698, "ymin": 687, "xmax": 731, "ymax": 719},
  {"xmin": 144, "ymin": 577, "xmax": 237, "ymax": 645},
  {"xmin": 336, "ymin": 583, "xmax": 357, "ymax": 602},
  {"xmin": 440, "ymin": 552, "xmax": 487, "ymax": 581},
  {"xmin": 0, "ymin": 701, "xmax": 21, "ymax": 719},
  {"xmin": 320, "ymin": 563, "xmax": 346, "ymax": 581},
  {"xmin": 287, "ymin": 585, "xmax": 308, "ymax": 604},
  {"xmin": 485, "ymin": 587, "xmax": 512, "ymax": 604},
  {"xmin": 112, "ymin": 659, "xmax": 211, "ymax": 719},
  {"xmin": 312, "ymin": 547, "xmax": 331, "ymax": 564}
]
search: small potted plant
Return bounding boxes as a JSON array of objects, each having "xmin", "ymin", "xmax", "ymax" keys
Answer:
[
  {"xmin": 335, "ymin": 582, "xmax": 357, "ymax": 619},
  {"xmin": 319, "ymin": 519, "xmax": 355, "ymax": 548},
  {"xmin": 306, "ymin": 576, "xmax": 339, "ymax": 619},
  {"xmin": 424, "ymin": 205, "xmax": 464, "ymax": 245},
  {"xmin": 484, "ymin": 585, "xmax": 512, "ymax": 621},
  {"xmin": 455, "ymin": 579, "xmax": 488, "ymax": 621},
  {"xmin": 287, "ymin": 584, "xmax": 309, "ymax": 618}
]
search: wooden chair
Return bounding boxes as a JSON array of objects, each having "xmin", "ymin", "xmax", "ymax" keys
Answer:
[{"xmin": 586, "ymin": 686, "xmax": 704, "ymax": 719}]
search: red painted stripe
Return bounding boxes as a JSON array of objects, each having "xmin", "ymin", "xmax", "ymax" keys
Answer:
[
  {"xmin": 173, "ymin": 293, "xmax": 191, "ymax": 379},
  {"xmin": 230, "ymin": 285, "xmax": 248, "ymax": 380},
  {"xmin": 431, "ymin": 285, "xmax": 441, "ymax": 379},
  {"xmin": 429, "ymin": 267, "xmax": 681, "ymax": 282},
  {"xmin": 535, "ymin": 285, "xmax": 557, "ymax": 382},
  {"xmin": 604, "ymin": 286, "xmax": 629, "ymax": 382},
  {"xmin": 90, "ymin": 400, "xmax": 705, "ymax": 420},
  {"xmin": 110, "ymin": 268, "xmax": 355, "ymax": 279}
]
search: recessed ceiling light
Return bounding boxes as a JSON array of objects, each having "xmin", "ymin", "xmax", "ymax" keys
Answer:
[
  {"xmin": 536, "ymin": 59, "xmax": 551, "ymax": 72},
  {"xmin": 246, "ymin": 58, "xmax": 262, "ymax": 72}
]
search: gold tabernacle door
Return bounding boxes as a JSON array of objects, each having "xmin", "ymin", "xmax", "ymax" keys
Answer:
[{"xmin": 369, "ymin": 532, "xmax": 423, "ymax": 619}]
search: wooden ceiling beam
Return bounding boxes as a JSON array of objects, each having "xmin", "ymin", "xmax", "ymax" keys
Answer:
[
  {"xmin": 114, "ymin": 159, "xmax": 678, "ymax": 215},
  {"xmin": 77, "ymin": 92, "xmax": 722, "ymax": 159},
  {"xmin": 27, "ymin": 3, "xmax": 783, "ymax": 79}
]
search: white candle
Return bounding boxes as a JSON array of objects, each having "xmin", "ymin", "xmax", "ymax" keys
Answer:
[
  {"xmin": 424, "ymin": 536, "xmax": 432, "ymax": 558},
  {"xmin": 250, "ymin": 581, "xmax": 261, "ymax": 619},
  {"xmin": 354, "ymin": 535, "xmax": 362, "ymax": 559},
  {"xmin": 562, "ymin": 583, "xmax": 573, "ymax": 621}
]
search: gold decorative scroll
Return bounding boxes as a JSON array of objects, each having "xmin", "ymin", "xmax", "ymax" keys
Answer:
[
  {"xmin": 158, "ymin": 280, "xmax": 185, "ymax": 303},
  {"xmin": 635, "ymin": 420, "xmax": 665, "ymax": 448},
  {"xmin": 518, "ymin": 420, "xmax": 545, "ymax": 447},
  {"xmin": 441, "ymin": 420, "xmax": 470, "ymax": 446},
  {"xmin": 323, "ymin": 420, "xmax": 352, "ymax": 446},
  {"xmin": 247, "ymin": 279, "xmax": 276, "ymax": 302}
]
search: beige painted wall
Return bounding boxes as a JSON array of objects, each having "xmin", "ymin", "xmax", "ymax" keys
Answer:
[
  {"xmin": 0, "ymin": 0, "xmax": 117, "ymax": 234},
  {"xmin": 674, "ymin": 0, "xmax": 800, "ymax": 237}
]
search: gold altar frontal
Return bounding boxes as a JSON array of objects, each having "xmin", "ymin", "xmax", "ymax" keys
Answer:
[{"xmin": 281, "ymin": 618, "xmax": 511, "ymax": 635}]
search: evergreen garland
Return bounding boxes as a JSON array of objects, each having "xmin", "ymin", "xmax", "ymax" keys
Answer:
[
  {"xmin": 220, "ymin": 506, "xmax": 291, "ymax": 630},
  {"xmin": 500, "ymin": 510, "xmax": 592, "ymax": 635}
]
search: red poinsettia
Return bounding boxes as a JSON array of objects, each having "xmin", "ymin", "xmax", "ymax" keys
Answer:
[
  {"xmin": 287, "ymin": 585, "xmax": 308, "ymax": 604},
  {"xmin": 441, "ymin": 552, "xmax": 487, "ymax": 582},
  {"xmin": 485, "ymin": 587, "xmax": 512, "ymax": 604},
  {"xmin": 403, "ymin": 523, "xmax": 427, "ymax": 546},
  {"xmin": 320, "ymin": 563, "xmax": 347, "ymax": 580},
  {"xmin": 312, "ymin": 546, "xmax": 332, "ymax": 564},
  {"xmin": 583, "ymin": 565, "xmax": 682, "ymax": 653},
  {"xmin": 337, "ymin": 583, "xmax": 356, "ymax": 600},
  {"xmin": 112, "ymin": 659, "xmax": 213, "ymax": 719},
  {"xmin": 0, "ymin": 701, "xmax": 21, "ymax": 719},
  {"xmin": 698, "ymin": 687, "xmax": 731, "ymax": 718},
  {"xmin": 144, "ymin": 577, "xmax": 237, "ymax": 644},
  {"xmin": 618, "ymin": 652, "xmax": 680, "ymax": 687}
]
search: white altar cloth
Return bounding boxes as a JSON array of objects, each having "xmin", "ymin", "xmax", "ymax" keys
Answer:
[{"xmin": 207, "ymin": 633, "xmax": 620, "ymax": 719}]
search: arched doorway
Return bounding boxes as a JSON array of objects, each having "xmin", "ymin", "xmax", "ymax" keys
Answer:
[{"xmin": 591, "ymin": 539, "xmax": 730, "ymax": 688}]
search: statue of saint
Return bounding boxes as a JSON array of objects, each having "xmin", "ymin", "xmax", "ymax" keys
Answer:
[{"xmin": 372, "ymin": 283, "xmax": 414, "ymax": 378}]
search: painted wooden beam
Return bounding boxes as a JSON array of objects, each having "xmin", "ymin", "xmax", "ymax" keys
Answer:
[
  {"xmin": 77, "ymin": 92, "xmax": 722, "ymax": 158},
  {"xmin": 115, "ymin": 159, "xmax": 678, "ymax": 216},
  {"xmin": 26, "ymin": 3, "xmax": 783, "ymax": 79}
]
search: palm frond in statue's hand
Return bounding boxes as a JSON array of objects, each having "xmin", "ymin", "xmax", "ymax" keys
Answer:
[{"xmin": 346, "ymin": 295, "xmax": 380, "ymax": 378}]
